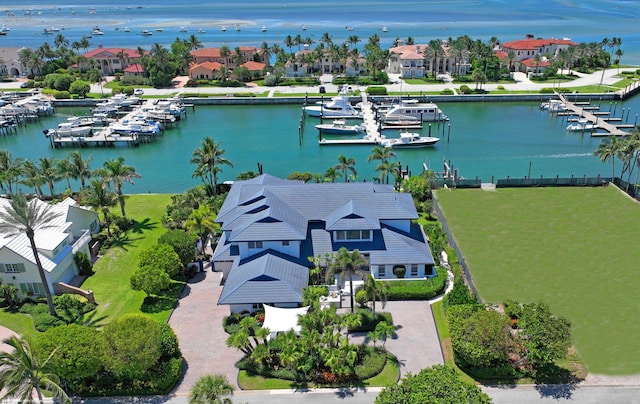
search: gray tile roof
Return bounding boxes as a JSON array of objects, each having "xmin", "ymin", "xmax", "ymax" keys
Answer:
[
  {"xmin": 218, "ymin": 253, "xmax": 309, "ymax": 305},
  {"xmin": 370, "ymin": 228, "xmax": 435, "ymax": 266},
  {"xmin": 324, "ymin": 200, "xmax": 380, "ymax": 231}
]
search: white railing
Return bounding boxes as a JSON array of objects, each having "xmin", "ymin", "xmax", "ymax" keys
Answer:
[{"xmin": 71, "ymin": 229, "xmax": 91, "ymax": 254}]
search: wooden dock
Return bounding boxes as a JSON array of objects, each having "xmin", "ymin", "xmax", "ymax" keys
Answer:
[
  {"xmin": 556, "ymin": 93, "xmax": 630, "ymax": 136},
  {"xmin": 49, "ymin": 128, "xmax": 142, "ymax": 148},
  {"xmin": 318, "ymin": 92, "xmax": 386, "ymax": 146}
]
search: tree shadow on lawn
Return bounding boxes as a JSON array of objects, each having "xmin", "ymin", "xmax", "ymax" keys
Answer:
[
  {"xmin": 533, "ymin": 363, "xmax": 583, "ymax": 399},
  {"xmin": 109, "ymin": 232, "xmax": 144, "ymax": 251},
  {"xmin": 140, "ymin": 282, "xmax": 186, "ymax": 313},
  {"xmin": 129, "ymin": 217, "xmax": 159, "ymax": 235}
]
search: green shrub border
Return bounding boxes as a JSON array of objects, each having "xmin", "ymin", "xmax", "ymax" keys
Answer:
[{"xmin": 385, "ymin": 267, "xmax": 447, "ymax": 300}]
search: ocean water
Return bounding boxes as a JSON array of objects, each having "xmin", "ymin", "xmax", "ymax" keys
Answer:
[
  {"xmin": 1, "ymin": 0, "xmax": 640, "ymax": 64},
  {"xmin": 2, "ymin": 1, "xmax": 640, "ymax": 193}
]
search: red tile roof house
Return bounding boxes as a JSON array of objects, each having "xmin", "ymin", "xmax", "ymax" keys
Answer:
[
  {"xmin": 80, "ymin": 45, "xmax": 148, "ymax": 75},
  {"xmin": 188, "ymin": 61, "xmax": 223, "ymax": 79},
  {"xmin": 123, "ymin": 63, "xmax": 145, "ymax": 78},
  {"xmin": 190, "ymin": 46, "xmax": 260, "ymax": 70},
  {"xmin": 387, "ymin": 42, "xmax": 470, "ymax": 78},
  {"xmin": 499, "ymin": 36, "xmax": 577, "ymax": 77}
]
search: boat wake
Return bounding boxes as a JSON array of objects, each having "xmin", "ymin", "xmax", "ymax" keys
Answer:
[{"xmin": 533, "ymin": 153, "xmax": 593, "ymax": 159}]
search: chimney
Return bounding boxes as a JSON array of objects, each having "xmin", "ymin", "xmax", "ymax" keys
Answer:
[
  {"xmin": 98, "ymin": 44, "xmax": 104, "ymax": 48},
  {"xmin": 416, "ymin": 46, "xmax": 421, "ymax": 54}
]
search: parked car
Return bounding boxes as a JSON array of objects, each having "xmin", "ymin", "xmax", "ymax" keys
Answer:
[{"xmin": 134, "ymin": 88, "xmax": 144, "ymax": 96}]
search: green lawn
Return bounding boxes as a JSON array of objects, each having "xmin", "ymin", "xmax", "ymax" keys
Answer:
[
  {"xmin": 434, "ymin": 186, "xmax": 640, "ymax": 375},
  {"xmin": 81, "ymin": 194, "xmax": 176, "ymax": 325}
]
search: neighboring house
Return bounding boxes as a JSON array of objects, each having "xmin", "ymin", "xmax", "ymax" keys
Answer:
[
  {"xmin": 80, "ymin": 45, "xmax": 147, "ymax": 75},
  {"xmin": 188, "ymin": 61, "xmax": 223, "ymax": 79},
  {"xmin": 0, "ymin": 47, "xmax": 26, "ymax": 77},
  {"xmin": 190, "ymin": 46, "xmax": 260, "ymax": 70},
  {"xmin": 387, "ymin": 41, "xmax": 469, "ymax": 78},
  {"xmin": 212, "ymin": 174, "xmax": 435, "ymax": 313},
  {"xmin": 0, "ymin": 197, "xmax": 100, "ymax": 299},
  {"xmin": 499, "ymin": 35, "xmax": 577, "ymax": 75},
  {"xmin": 285, "ymin": 46, "xmax": 365, "ymax": 77},
  {"xmin": 123, "ymin": 63, "xmax": 145, "ymax": 78}
]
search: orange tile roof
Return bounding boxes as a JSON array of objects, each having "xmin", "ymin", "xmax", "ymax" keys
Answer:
[
  {"xmin": 502, "ymin": 38, "xmax": 577, "ymax": 50},
  {"xmin": 521, "ymin": 58, "xmax": 551, "ymax": 67},
  {"xmin": 240, "ymin": 61, "xmax": 266, "ymax": 71},
  {"xmin": 83, "ymin": 47, "xmax": 145, "ymax": 58},
  {"xmin": 494, "ymin": 50, "xmax": 508, "ymax": 60},
  {"xmin": 189, "ymin": 61, "xmax": 223, "ymax": 71},
  {"xmin": 123, "ymin": 63, "xmax": 144, "ymax": 73},
  {"xmin": 191, "ymin": 48, "xmax": 222, "ymax": 58}
]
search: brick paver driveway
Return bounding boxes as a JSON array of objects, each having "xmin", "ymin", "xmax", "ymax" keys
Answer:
[{"xmin": 169, "ymin": 268, "xmax": 243, "ymax": 395}]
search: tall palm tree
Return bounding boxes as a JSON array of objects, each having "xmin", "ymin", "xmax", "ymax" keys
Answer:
[
  {"xmin": 334, "ymin": 154, "xmax": 356, "ymax": 183},
  {"xmin": 20, "ymin": 160, "xmax": 45, "ymax": 197},
  {"xmin": 363, "ymin": 274, "xmax": 388, "ymax": 314},
  {"xmin": 219, "ymin": 45, "xmax": 231, "ymax": 67},
  {"xmin": 54, "ymin": 157, "xmax": 74, "ymax": 192},
  {"xmin": 368, "ymin": 146, "xmax": 396, "ymax": 183},
  {"xmin": 53, "ymin": 34, "xmax": 68, "ymax": 50},
  {"xmin": 0, "ymin": 194, "xmax": 61, "ymax": 316},
  {"xmin": 184, "ymin": 205, "xmax": 218, "ymax": 239},
  {"xmin": 81, "ymin": 179, "xmax": 118, "ymax": 238},
  {"xmin": 189, "ymin": 373, "xmax": 234, "ymax": 404},
  {"xmin": 594, "ymin": 136, "xmax": 621, "ymax": 181},
  {"xmin": 68, "ymin": 151, "xmax": 92, "ymax": 189},
  {"xmin": 0, "ymin": 336, "xmax": 70, "ymax": 404},
  {"xmin": 327, "ymin": 247, "xmax": 369, "ymax": 313},
  {"xmin": 190, "ymin": 137, "xmax": 233, "ymax": 196},
  {"xmin": 0, "ymin": 150, "xmax": 24, "ymax": 195},
  {"xmin": 284, "ymin": 35, "xmax": 294, "ymax": 55},
  {"xmin": 187, "ymin": 34, "xmax": 203, "ymax": 51},
  {"xmin": 38, "ymin": 157, "xmax": 60, "ymax": 197},
  {"xmin": 323, "ymin": 167, "xmax": 341, "ymax": 183},
  {"xmin": 94, "ymin": 157, "xmax": 141, "ymax": 217}
]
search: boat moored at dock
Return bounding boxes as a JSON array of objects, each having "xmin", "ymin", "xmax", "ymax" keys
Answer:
[
  {"xmin": 380, "ymin": 132, "xmax": 440, "ymax": 148},
  {"xmin": 315, "ymin": 119, "xmax": 365, "ymax": 135}
]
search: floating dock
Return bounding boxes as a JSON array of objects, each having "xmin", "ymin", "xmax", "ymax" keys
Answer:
[
  {"xmin": 319, "ymin": 92, "xmax": 386, "ymax": 146},
  {"xmin": 556, "ymin": 93, "xmax": 631, "ymax": 136}
]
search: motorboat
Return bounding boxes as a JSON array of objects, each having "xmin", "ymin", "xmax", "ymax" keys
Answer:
[
  {"xmin": 304, "ymin": 97, "xmax": 361, "ymax": 118},
  {"xmin": 220, "ymin": 26, "xmax": 226, "ymax": 32},
  {"xmin": 261, "ymin": 26, "xmax": 267, "ymax": 32},
  {"xmin": 124, "ymin": 27, "xmax": 130, "ymax": 32},
  {"xmin": 566, "ymin": 119, "xmax": 597, "ymax": 132},
  {"xmin": 141, "ymin": 30, "xmax": 153, "ymax": 36},
  {"xmin": 315, "ymin": 120, "xmax": 365, "ymax": 135},
  {"xmin": 381, "ymin": 99, "xmax": 448, "ymax": 122},
  {"xmin": 46, "ymin": 118, "xmax": 93, "ymax": 137},
  {"xmin": 540, "ymin": 99, "xmax": 566, "ymax": 112},
  {"xmin": 380, "ymin": 113, "xmax": 421, "ymax": 127},
  {"xmin": 91, "ymin": 26, "xmax": 104, "ymax": 35},
  {"xmin": 179, "ymin": 27, "xmax": 187, "ymax": 32},
  {"xmin": 235, "ymin": 24, "xmax": 241, "ymax": 31},
  {"xmin": 198, "ymin": 29, "xmax": 206, "ymax": 33},
  {"xmin": 301, "ymin": 24, "xmax": 307, "ymax": 31},
  {"xmin": 381, "ymin": 132, "xmax": 440, "ymax": 148},
  {"xmin": 382, "ymin": 26, "xmax": 388, "ymax": 32},
  {"xmin": 156, "ymin": 28, "xmax": 164, "ymax": 32},
  {"xmin": 111, "ymin": 119, "xmax": 162, "ymax": 135}
]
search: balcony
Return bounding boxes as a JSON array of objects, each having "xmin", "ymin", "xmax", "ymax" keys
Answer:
[{"xmin": 71, "ymin": 229, "xmax": 91, "ymax": 254}]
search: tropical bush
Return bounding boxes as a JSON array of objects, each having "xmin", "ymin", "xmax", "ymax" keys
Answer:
[{"xmin": 348, "ymin": 309, "xmax": 393, "ymax": 332}]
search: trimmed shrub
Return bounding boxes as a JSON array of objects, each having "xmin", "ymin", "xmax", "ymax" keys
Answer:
[
  {"xmin": 366, "ymin": 86, "xmax": 387, "ymax": 95},
  {"xmin": 392, "ymin": 265, "xmax": 406, "ymax": 278},
  {"xmin": 459, "ymin": 85, "xmax": 472, "ymax": 94},
  {"xmin": 52, "ymin": 90, "xmax": 71, "ymax": 99},
  {"xmin": 440, "ymin": 88, "xmax": 454, "ymax": 95},
  {"xmin": 385, "ymin": 267, "xmax": 447, "ymax": 300},
  {"xmin": 354, "ymin": 346, "xmax": 387, "ymax": 380}
]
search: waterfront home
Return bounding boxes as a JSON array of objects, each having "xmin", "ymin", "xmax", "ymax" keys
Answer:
[
  {"xmin": 190, "ymin": 46, "xmax": 260, "ymax": 70},
  {"xmin": 285, "ymin": 46, "xmax": 365, "ymax": 77},
  {"xmin": 498, "ymin": 35, "xmax": 577, "ymax": 76},
  {"xmin": 80, "ymin": 45, "xmax": 148, "ymax": 75},
  {"xmin": 212, "ymin": 174, "xmax": 435, "ymax": 313},
  {"xmin": 387, "ymin": 41, "xmax": 470, "ymax": 78},
  {"xmin": 188, "ymin": 61, "xmax": 223, "ymax": 79},
  {"xmin": 123, "ymin": 63, "xmax": 145, "ymax": 78},
  {"xmin": 0, "ymin": 47, "xmax": 27, "ymax": 77},
  {"xmin": 0, "ymin": 197, "xmax": 100, "ymax": 299}
]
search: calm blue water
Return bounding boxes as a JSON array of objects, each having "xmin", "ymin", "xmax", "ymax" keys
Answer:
[
  {"xmin": 2, "ymin": 0, "xmax": 640, "ymax": 64},
  {"xmin": 2, "ymin": 1, "xmax": 640, "ymax": 193},
  {"xmin": 2, "ymin": 97, "xmax": 639, "ymax": 194}
]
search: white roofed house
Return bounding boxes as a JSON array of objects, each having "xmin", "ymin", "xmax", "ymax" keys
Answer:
[
  {"xmin": 212, "ymin": 174, "xmax": 436, "ymax": 313},
  {"xmin": 0, "ymin": 197, "xmax": 100, "ymax": 299}
]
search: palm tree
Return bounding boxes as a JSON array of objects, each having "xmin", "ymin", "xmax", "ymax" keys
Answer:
[
  {"xmin": 184, "ymin": 205, "xmax": 218, "ymax": 239},
  {"xmin": 368, "ymin": 146, "xmax": 396, "ymax": 181},
  {"xmin": 94, "ymin": 157, "xmax": 141, "ymax": 218},
  {"xmin": 188, "ymin": 373, "xmax": 234, "ymax": 404},
  {"xmin": 0, "ymin": 194, "xmax": 62, "ymax": 316},
  {"xmin": 0, "ymin": 336, "xmax": 70, "ymax": 404},
  {"xmin": 0, "ymin": 150, "xmax": 24, "ymax": 195},
  {"xmin": 81, "ymin": 179, "xmax": 118, "ymax": 238},
  {"xmin": 187, "ymin": 34, "xmax": 203, "ymax": 51},
  {"xmin": 594, "ymin": 136, "xmax": 621, "ymax": 181},
  {"xmin": 334, "ymin": 154, "xmax": 357, "ymax": 183},
  {"xmin": 37, "ymin": 157, "xmax": 60, "ymax": 197},
  {"xmin": 54, "ymin": 157, "xmax": 74, "ymax": 193},
  {"xmin": 363, "ymin": 274, "xmax": 388, "ymax": 314},
  {"xmin": 19, "ymin": 160, "xmax": 45, "ymax": 197},
  {"xmin": 190, "ymin": 137, "xmax": 233, "ymax": 196},
  {"xmin": 327, "ymin": 247, "xmax": 369, "ymax": 313},
  {"xmin": 219, "ymin": 45, "xmax": 231, "ymax": 67},
  {"xmin": 68, "ymin": 151, "xmax": 92, "ymax": 189},
  {"xmin": 323, "ymin": 167, "xmax": 341, "ymax": 183},
  {"xmin": 53, "ymin": 34, "xmax": 68, "ymax": 50}
]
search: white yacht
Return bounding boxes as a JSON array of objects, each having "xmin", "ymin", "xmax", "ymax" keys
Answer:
[
  {"xmin": 381, "ymin": 99, "xmax": 448, "ymax": 122},
  {"xmin": 304, "ymin": 95, "xmax": 361, "ymax": 118},
  {"xmin": 381, "ymin": 132, "xmax": 440, "ymax": 148}
]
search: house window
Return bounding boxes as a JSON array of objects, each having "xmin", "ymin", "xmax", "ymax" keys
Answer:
[
  {"xmin": 410, "ymin": 264, "xmax": 418, "ymax": 277},
  {"xmin": 20, "ymin": 283, "xmax": 45, "ymax": 296},
  {"xmin": 4, "ymin": 263, "xmax": 22, "ymax": 273},
  {"xmin": 377, "ymin": 265, "xmax": 385, "ymax": 278},
  {"xmin": 335, "ymin": 230, "xmax": 372, "ymax": 242},
  {"xmin": 248, "ymin": 241, "xmax": 263, "ymax": 249},
  {"xmin": 282, "ymin": 241, "xmax": 289, "ymax": 246}
]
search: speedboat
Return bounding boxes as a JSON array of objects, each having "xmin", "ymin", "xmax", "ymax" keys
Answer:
[
  {"xmin": 46, "ymin": 118, "xmax": 93, "ymax": 137},
  {"xmin": 540, "ymin": 99, "xmax": 566, "ymax": 112},
  {"xmin": 315, "ymin": 120, "xmax": 365, "ymax": 135},
  {"xmin": 220, "ymin": 26, "xmax": 226, "ymax": 32},
  {"xmin": 382, "ymin": 26, "xmax": 388, "ymax": 32},
  {"xmin": 124, "ymin": 27, "xmax": 130, "ymax": 32},
  {"xmin": 91, "ymin": 26, "xmax": 104, "ymax": 35},
  {"xmin": 261, "ymin": 26, "xmax": 267, "ymax": 32},
  {"xmin": 381, "ymin": 132, "xmax": 440, "ymax": 148},
  {"xmin": 179, "ymin": 27, "xmax": 187, "ymax": 32},
  {"xmin": 198, "ymin": 28, "xmax": 206, "ymax": 33},
  {"xmin": 304, "ymin": 94, "xmax": 361, "ymax": 118},
  {"xmin": 380, "ymin": 114, "xmax": 421, "ymax": 127},
  {"xmin": 111, "ymin": 119, "xmax": 162, "ymax": 135},
  {"xmin": 566, "ymin": 119, "xmax": 597, "ymax": 132},
  {"xmin": 141, "ymin": 30, "xmax": 153, "ymax": 36},
  {"xmin": 381, "ymin": 99, "xmax": 448, "ymax": 122}
]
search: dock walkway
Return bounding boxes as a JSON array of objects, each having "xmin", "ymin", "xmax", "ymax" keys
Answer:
[
  {"xmin": 318, "ymin": 92, "xmax": 386, "ymax": 146},
  {"xmin": 556, "ymin": 93, "xmax": 629, "ymax": 136}
]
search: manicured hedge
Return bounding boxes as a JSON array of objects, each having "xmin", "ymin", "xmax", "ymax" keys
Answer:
[
  {"xmin": 354, "ymin": 346, "xmax": 387, "ymax": 379},
  {"xmin": 366, "ymin": 86, "xmax": 388, "ymax": 95},
  {"xmin": 385, "ymin": 267, "xmax": 447, "ymax": 300}
]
